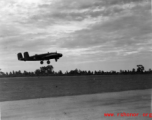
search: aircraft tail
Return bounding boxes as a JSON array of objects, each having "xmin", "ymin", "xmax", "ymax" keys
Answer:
[
  {"xmin": 17, "ymin": 53, "xmax": 23, "ymax": 60},
  {"xmin": 24, "ymin": 52, "xmax": 30, "ymax": 59}
]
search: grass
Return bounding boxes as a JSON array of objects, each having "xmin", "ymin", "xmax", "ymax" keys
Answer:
[{"xmin": 0, "ymin": 75, "xmax": 151, "ymax": 102}]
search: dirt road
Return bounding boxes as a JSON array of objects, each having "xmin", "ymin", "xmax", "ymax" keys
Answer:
[{"xmin": 1, "ymin": 89, "xmax": 151, "ymax": 120}]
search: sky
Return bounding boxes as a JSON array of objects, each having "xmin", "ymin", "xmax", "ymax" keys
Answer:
[{"xmin": 0, "ymin": 0, "xmax": 151, "ymax": 73}]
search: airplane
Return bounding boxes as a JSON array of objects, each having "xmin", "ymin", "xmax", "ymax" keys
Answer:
[{"xmin": 17, "ymin": 51, "xmax": 63, "ymax": 64}]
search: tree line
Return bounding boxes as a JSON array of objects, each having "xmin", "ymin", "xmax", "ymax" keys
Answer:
[{"xmin": 0, "ymin": 65, "xmax": 152, "ymax": 77}]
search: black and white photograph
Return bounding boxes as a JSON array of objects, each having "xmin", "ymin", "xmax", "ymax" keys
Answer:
[{"xmin": 0, "ymin": 0, "xmax": 152, "ymax": 120}]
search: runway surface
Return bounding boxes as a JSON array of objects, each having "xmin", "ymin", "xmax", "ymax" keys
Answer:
[{"xmin": 1, "ymin": 89, "xmax": 152, "ymax": 120}]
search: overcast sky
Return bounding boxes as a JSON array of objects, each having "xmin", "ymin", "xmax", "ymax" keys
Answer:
[{"xmin": 0, "ymin": 0, "xmax": 151, "ymax": 73}]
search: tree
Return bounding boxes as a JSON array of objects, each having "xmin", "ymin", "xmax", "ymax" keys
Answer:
[
  {"xmin": 35, "ymin": 69, "xmax": 41, "ymax": 75},
  {"xmin": 40, "ymin": 65, "xmax": 54, "ymax": 75},
  {"xmin": 46, "ymin": 65, "xmax": 54, "ymax": 74},
  {"xmin": 40, "ymin": 66, "xmax": 47, "ymax": 74},
  {"xmin": 0, "ymin": 68, "xmax": 5, "ymax": 76},
  {"xmin": 58, "ymin": 70, "xmax": 63, "ymax": 75},
  {"xmin": 137, "ymin": 65, "xmax": 144, "ymax": 73},
  {"xmin": 132, "ymin": 68, "xmax": 136, "ymax": 73},
  {"xmin": 9, "ymin": 72, "xmax": 13, "ymax": 76},
  {"xmin": 12, "ymin": 71, "xmax": 15, "ymax": 75},
  {"xmin": 5, "ymin": 72, "xmax": 9, "ymax": 76},
  {"xmin": 65, "ymin": 71, "xmax": 69, "ymax": 75},
  {"xmin": 23, "ymin": 70, "xmax": 29, "ymax": 76}
]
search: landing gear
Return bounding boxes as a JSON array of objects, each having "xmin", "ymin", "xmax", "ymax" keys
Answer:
[
  {"xmin": 47, "ymin": 60, "xmax": 50, "ymax": 64},
  {"xmin": 40, "ymin": 61, "xmax": 43, "ymax": 64},
  {"xmin": 55, "ymin": 59, "xmax": 58, "ymax": 62}
]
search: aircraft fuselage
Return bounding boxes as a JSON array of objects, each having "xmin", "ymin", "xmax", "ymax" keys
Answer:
[{"xmin": 17, "ymin": 52, "xmax": 63, "ymax": 64}]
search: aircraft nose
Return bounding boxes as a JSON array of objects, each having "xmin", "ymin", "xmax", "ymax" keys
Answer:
[{"xmin": 60, "ymin": 54, "xmax": 63, "ymax": 57}]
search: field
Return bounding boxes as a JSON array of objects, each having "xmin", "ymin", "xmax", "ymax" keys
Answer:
[{"xmin": 0, "ymin": 75, "xmax": 151, "ymax": 102}]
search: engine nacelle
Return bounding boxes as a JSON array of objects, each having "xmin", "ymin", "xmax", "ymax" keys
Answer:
[
  {"xmin": 17, "ymin": 53, "xmax": 23, "ymax": 60},
  {"xmin": 24, "ymin": 52, "xmax": 30, "ymax": 59}
]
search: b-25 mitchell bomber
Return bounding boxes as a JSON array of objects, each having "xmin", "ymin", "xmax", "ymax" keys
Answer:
[{"xmin": 17, "ymin": 52, "xmax": 63, "ymax": 64}]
